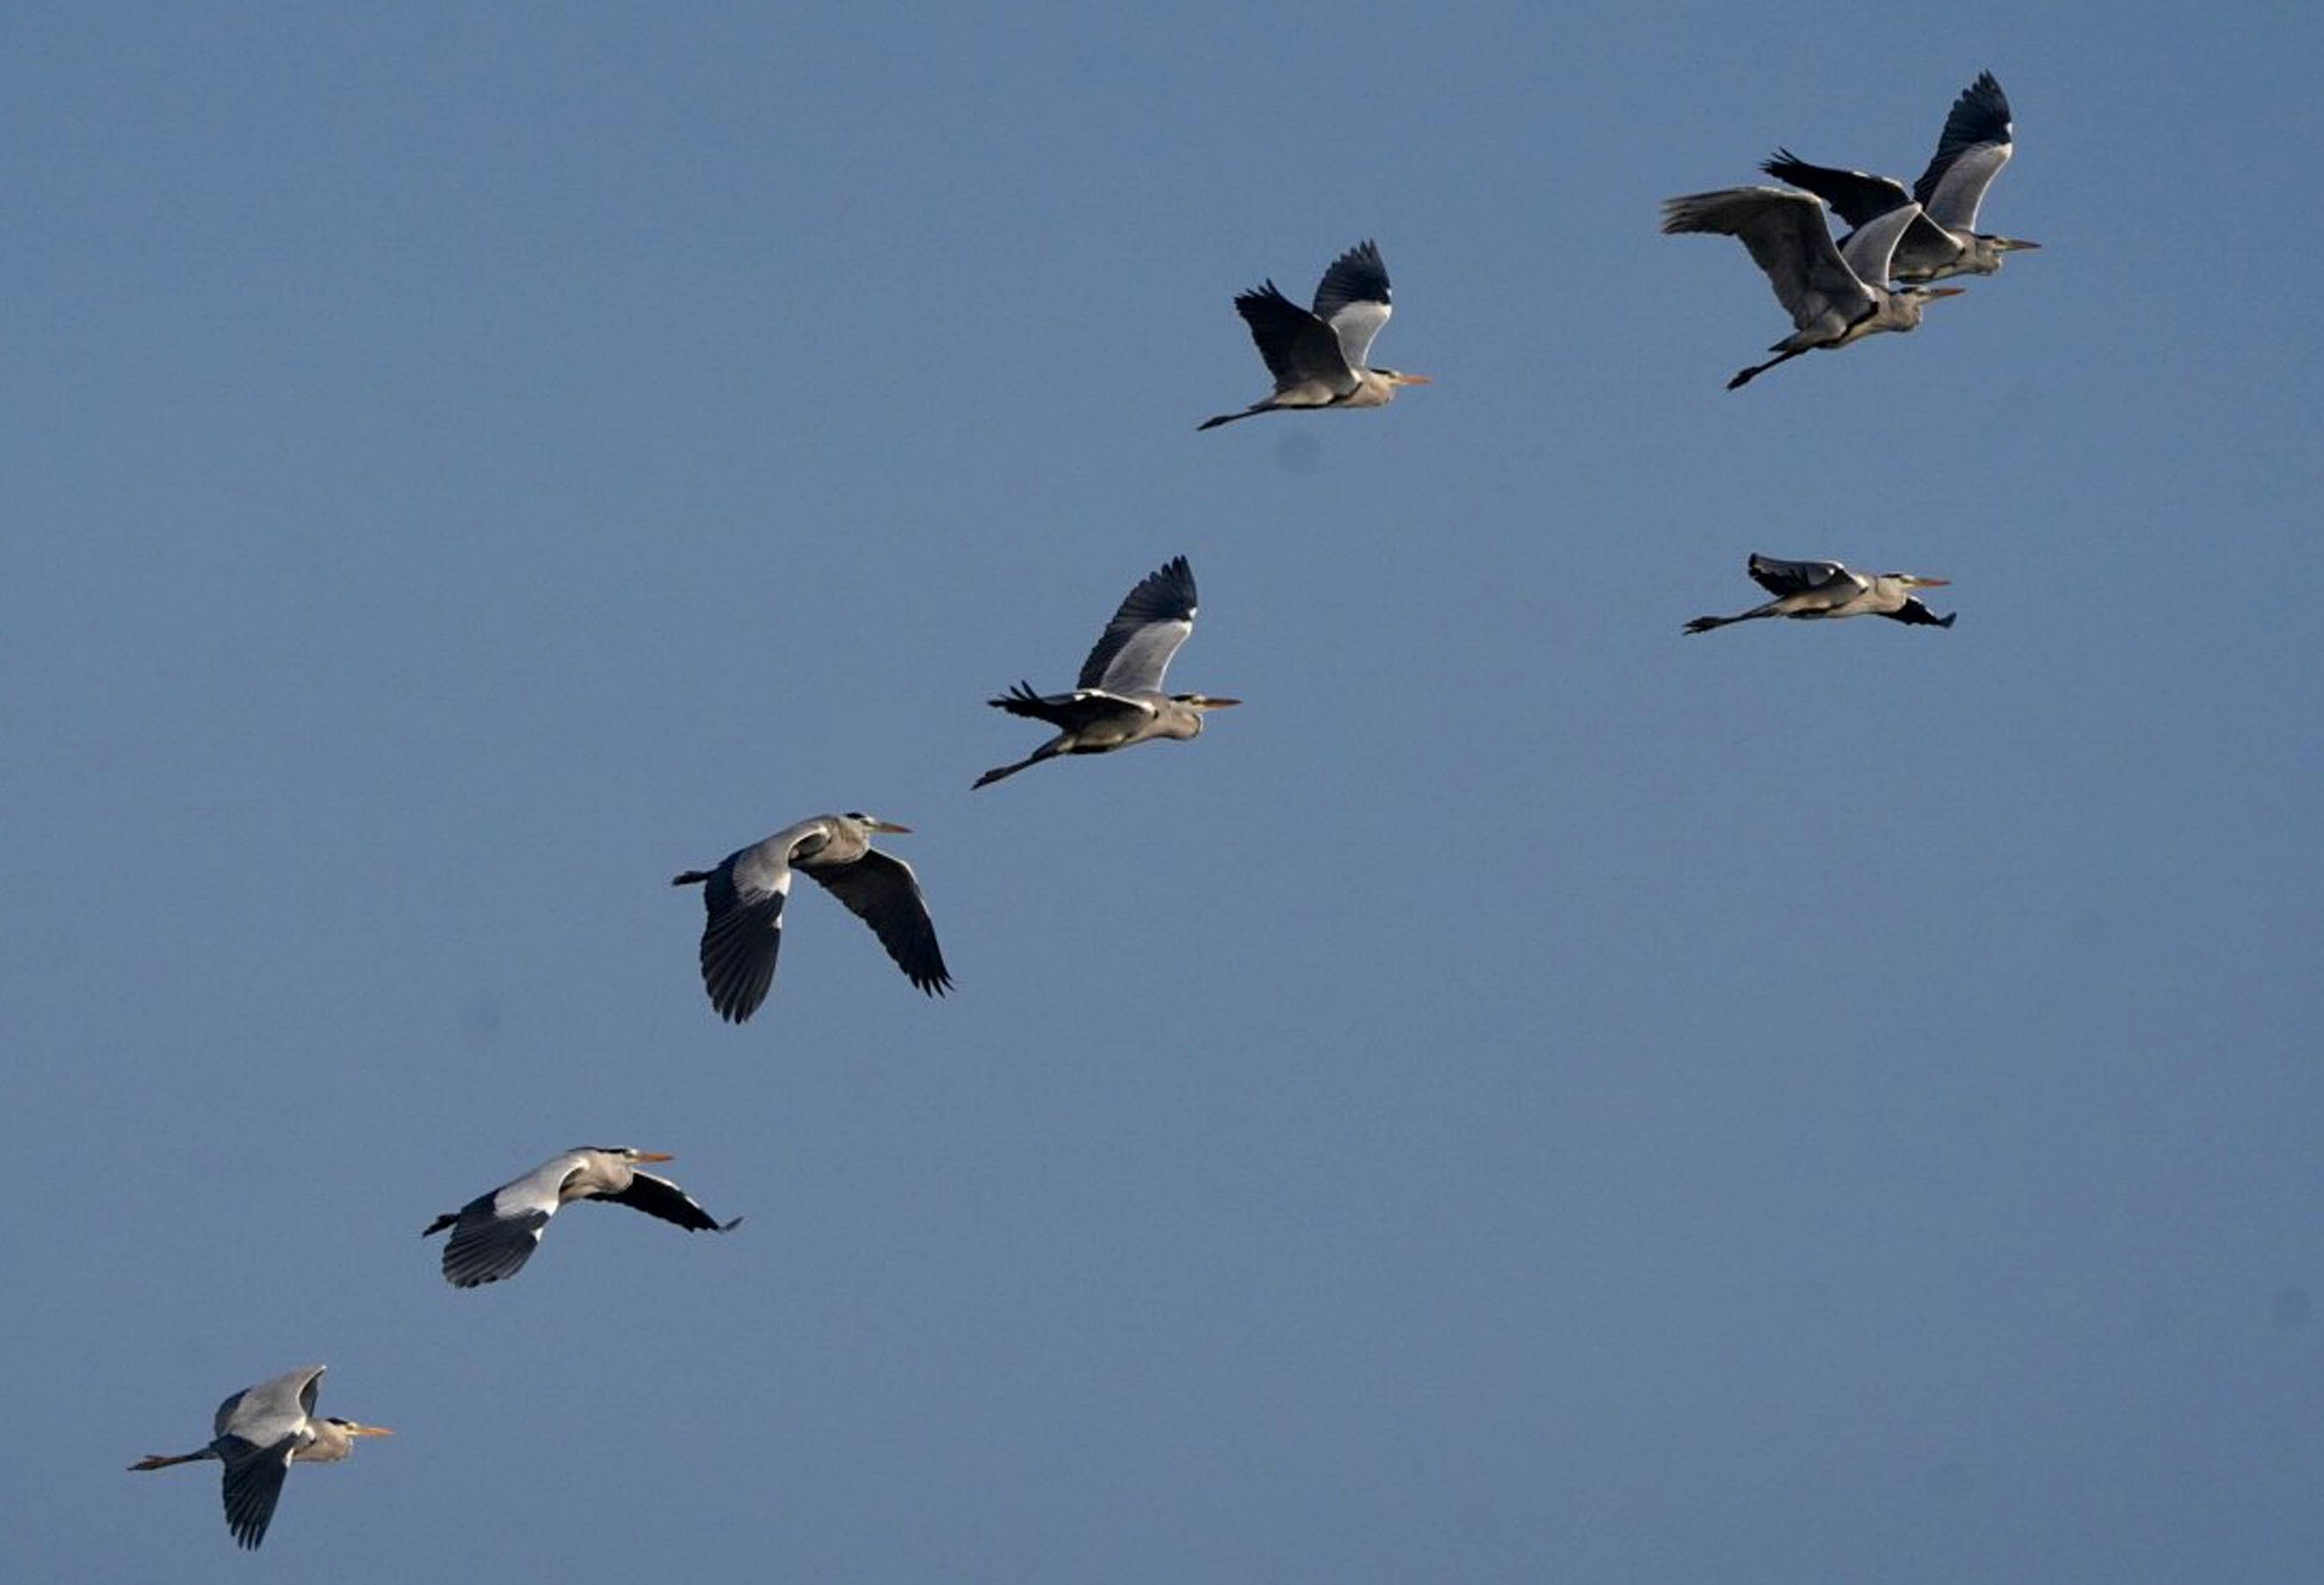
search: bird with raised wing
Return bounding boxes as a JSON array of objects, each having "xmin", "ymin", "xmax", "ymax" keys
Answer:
[
  {"xmin": 1685, "ymin": 554, "xmax": 1956, "ymax": 634},
  {"xmin": 1661, "ymin": 185, "xmax": 1963, "ymax": 388},
  {"xmin": 674, "ymin": 813, "xmax": 950, "ymax": 1022},
  {"xmin": 128, "ymin": 1365, "xmax": 390, "ymax": 1551},
  {"xmin": 975, "ymin": 554, "xmax": 1239, "ymax": 789},
  {"xmin": 1200, "ymin": 239, "xmax": 1431, "ymax": 430},
  {"xmin": 1762, "ymin": 72, "xmax": 2037, "ymax": 284},
  {"xmin": 423, "ymin": 1147, "xmax": 740, "ymax": 1288}
]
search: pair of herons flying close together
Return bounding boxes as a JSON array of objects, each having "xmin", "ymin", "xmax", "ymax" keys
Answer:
[
  {"xmin": 671, "ymin": 555, "xmax": 1233, "ymax": 1024},
  {"xmin": 1663, "ymin": 71, "xmax": 2037, "ymax": 389},
  {"xmin": 135, "ymin": 1149, "xmax": 743, "ymax": 1545}
]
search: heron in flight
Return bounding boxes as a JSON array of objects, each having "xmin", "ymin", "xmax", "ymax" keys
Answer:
[
  {"xmin": 674, "ymin": 813, "xmax": 950, "ymax": 1022},
  {"xmin": 1685, "ymin": 554, "xmax": 1956, "ymax": 634},
  {"xmin": 129, "ymin": 1365, "xmax": 390, "ymax": 1550},
  {"xmin": 1199, "ymin": 239, "xmax": 1431, "ymax": 430},
  {"xmin": 1762, "ymin": 72, "xmax": 2037, "ymax": 283},
  {"xmin": 1660, "ymin": 186, "xmax": 1963, "ymax": 388},
  {"xmin": 423, "ymin": 1147, "xmax": 740, "ymax": 1288},
  {"xmin": 975, "ymin": 554, "xmax": 1239, "ymax": 789}
]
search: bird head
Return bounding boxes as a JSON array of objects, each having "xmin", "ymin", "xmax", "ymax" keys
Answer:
[
  {"xmin": 1989, "ymin": 235, "xmax": 2040, "ymax": 254},
  {"xmin": 841, "ymin": 813, "xmax": 913, "ymax": 835},
  {"xmin": 1888, "ymin": 574, "xmax": 1951, "ymax": 588},
  {"xmin": 1908, "ymin": 287, "xmax": 1968, "ymax": 305},
  {"xmin": 320, "ymin": 1418, "xmax": 394, "ymax": 1439},
  {"xmin": 1375, "ymin": 368, "xmax": 1433, "ymax": 387},
  {"xmin": 1168, "ymin": 695, "xmax": 1240, "ymax": 738}
]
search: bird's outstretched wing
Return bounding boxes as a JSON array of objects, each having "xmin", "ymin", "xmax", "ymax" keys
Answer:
[
  {"xmin": 1746, "ymin": 554, "xmax": 1859, "ymax": 598},
  {"xmin": 1913, "ymin": 71, "xmax": 2014, "ymax": 231},
  {"xmin": 801, "ymin": 849, "xmax": 951, "ymax": 995},
  {"xmin": 1762, "ymin": 152, "xmax": 1960, "ymax": 278},
  {"xmin": 1078, "ymin": 555, "xmax": 1197, "ymax": 693},
  {"xmin": 1231, "ymin": 282, "xmax": 1357, "ymax": 393},
  {"xmin": 1310, "ymin": 239, "xmax": 1393, "ymax": 370},
  {"xmin": 1834, "ymin": 201, "xmax": 1925, "ymax": 291},
  {"xmin": 601, "ymin": 1170, "xmax": 742, "ymax": 1233},
  {"xmin": 428, "ymin": 1188, "xmax": 554, "ymax": 1288},
  {"xmin": 991, "ymin": 682, "xmax": 1156, "ymax": 731},
  {"xmin": 695, "ymin": 863, "xmax": 790, "ymax": 1024},
  {"xmin": 1661, "ymin": 187, "xmax": 1867, "ymax": 330},
  {"xmin": 1882, "ymin": 597, "xmax": 1957, "ymax": 628},
  {"xmin": 219, "ymin": 1365, "xmax": 324, "ymax": 1444},
  {"xmin": 1761, "ymin": 152, "xmax": 1911, "ymax": 228},
  {"xmin": 219, "ymin": 1434, "xmax": 297, "ymax": 1550}
]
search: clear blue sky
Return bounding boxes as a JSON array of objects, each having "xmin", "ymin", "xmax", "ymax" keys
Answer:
[{"xmin": 8, "ymin": 5, "xmax": 2321, "ymax": 1581}]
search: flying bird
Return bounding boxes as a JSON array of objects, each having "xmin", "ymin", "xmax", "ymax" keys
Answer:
[
  {"xmin": 1200, "ymin": 239, "xmax": 1431, "ymax": 430},
  {"xmin": 1762, "ymin": 72, "xmax": 2037, "ymax": 283},
  {"xmin": 128, "ymin": 1365, "xmax": 390, "ymax": 1551},
  {"xmin": 423, "ymin": 1147, "xmax": 740, "ymax": 1288},
  {"xmin": 975, "ymin": 554, "xmax": 1239, "ymax": 789},
  {"xmin": 674, "ymin": 813, "xmax": 950, "ymax": 1022},
  {"xmin": 1685, "ymin": 554, "xmax": 1956, "ymax": 634},
  {"xmin": 1660, "ymin": 185, "xmax": 1963, "ymax": 388}
]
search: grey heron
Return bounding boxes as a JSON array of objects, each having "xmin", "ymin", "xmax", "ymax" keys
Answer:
[
  {"xmin": 1762, "ymin": 72, "xmax": 2036, "ymax": 283},
  {"xmin": 1660, "ymin": 185, "xmax": 1963, "ymax": 389},
  {"xmin": 975, "ymin": 554, "xmax": 1239, "ymax": 789},
  {"xmin": 1685, "ymin": 554, "xmax": 1956, "ymax": 633},
  {"xmin": 128, "ymin": 1364, "xmax": 390, "ymax": 1550},
  {"xmin": 423, "ymin": 1147, "xmax": 740, "ymax": 1288},
  {"xmin": 674, "ymin": 813, "xmax": 950, "ymax": 1022},
  {"xmin": 1199, "ymin": 240, "xmax": 1431, "ymax": 430}
]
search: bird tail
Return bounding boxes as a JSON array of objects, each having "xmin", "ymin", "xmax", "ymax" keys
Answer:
[{"xmin": 671, "ymin": 869, "xmax": 712, "ymax": 886}]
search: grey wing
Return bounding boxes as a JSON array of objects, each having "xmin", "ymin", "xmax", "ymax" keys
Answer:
[
  {"xmin": 1913, "ymin": 71, "xmax": 2014, "ymax": 230},
  {"xmin": 1746, "ymin": 554, "xmax": 1858, "ymax": 598},
  {"xmin": 1311, "ymin": 239, "xmax": 1392, "ymax": 369},
  {"xmin": 802, "ymin": 849, "xmax": 952, "ymax": 995},
  {"xmin": 438, "ymin": 1195, "xmax": 554, "ymax": 1287},
  {"xmin": 1835, "ymin": 201, "xmax": 1925, "ymax": 288},
  {"xmin": 218, "ymin": 1365, "xmax": 324, "ymax": 1442},
  {"xmin": 1232, "ymin": 282, "xmax": 1357, "ymax": 393},
  {"xmin": 218, "ymin": 1434, "xmax": 297, "ymax": 1550},
  {"xmin": 601, "ymin": 1170, "xmax": 741, "ymax": 1233},
  {"xmin": 1760, "ymin": 152, "xmax": 1912, "ymax": 228},
  {"xmin": 1078, "ymin": 555, "xmax": 1197, "ymax": 692},
  {"xmin": 698, "ymin": 859, "xmax": 791, "ymax": 1024},
  {"xmin": 1661, "ymin": 187, "xmax": 1865, "ymax": 328}
]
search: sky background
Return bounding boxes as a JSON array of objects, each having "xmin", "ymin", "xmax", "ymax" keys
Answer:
[{"xmin": 7, "ymin": 4, "xmax": 2321, "ymax": 1581}]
